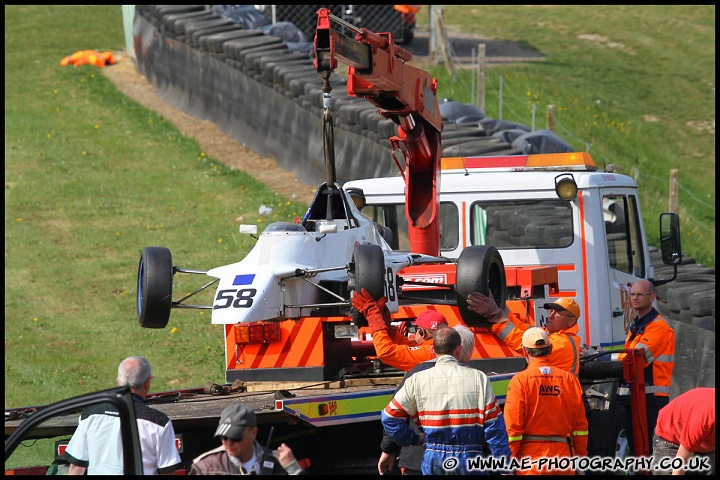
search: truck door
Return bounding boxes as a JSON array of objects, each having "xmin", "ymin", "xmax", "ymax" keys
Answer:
[
  {"xmin": 5, "ymin": 387, "xmax": 143, "ymax": 475},
  {"xmin": 602, "ymin": 193, "xmax": 647, "ymax": 345}
]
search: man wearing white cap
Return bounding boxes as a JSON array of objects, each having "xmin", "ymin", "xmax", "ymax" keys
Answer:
[
  {"xmin": 503, "ymin": 327, "xmax": 588, "ymax": 475},
  {"xmin": 189, "ymin": 403, "xmax": 305, "ymax": 475},
  {"xmin": 352, "ymin": 288, "xmax": 449, "ymax": 371},
  {"xmin": 466, "ymin": 293, "xmax": 582, "ymax": 375}
]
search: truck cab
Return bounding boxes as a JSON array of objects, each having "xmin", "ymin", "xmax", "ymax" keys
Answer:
[{"xmin": 344, "ymin": 152, "xmax": 677, "ymax": 351}]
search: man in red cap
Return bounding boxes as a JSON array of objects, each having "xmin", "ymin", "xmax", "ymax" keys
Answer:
[
  {"xmin": 352, "ymin": 288, "xmax": 448, "ymax": 371},
  {"xmin": 466, "ymin": 293, "xmax": 582, "ymax": 375}
]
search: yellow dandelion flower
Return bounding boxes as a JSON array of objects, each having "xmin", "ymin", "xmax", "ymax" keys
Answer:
[
  {"xmin": 171, "ymin": 327, "xmax": 178, "ymax": 334},
  {"xmin": 94, "ymin": 125, "xmax": 99, "ymax": 129},
  {"xmin": 218, "ymin": 238, "xmax": 223, "ymax": 243},
  {"xmin": 33, "ymin": 317, "xmax": 38, "ymax": 322}
]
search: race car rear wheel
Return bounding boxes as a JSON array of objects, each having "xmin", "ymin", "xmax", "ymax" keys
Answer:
[
  {"xmin": 350, "ymin": 244, "xmax": 385, "ymax": 327},
  {"xmin": 455, "ymin": 245, "xmax": 507, "ymax": 327},
  {"xmin": 137, "ymin": 246, "xmax": 173, "ymax": 329}
]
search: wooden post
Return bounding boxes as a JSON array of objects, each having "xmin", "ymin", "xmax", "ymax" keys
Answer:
[
  {"xmin": 669, "ymin": 169, "xmax": 679, "ymax": 213},
  {"xmin": 546, "ymin": 104, "xmax": 556, "ymax": 132},
  {"xmin": 429, "ymin": 5, "xmax": 438, "ymax": 62},
  {"xmin": 476, "ymin": 44, "xmax": 486, "ymax": 113},
  {"xmin": 433, "ymin": 8, "xmax": 455, "ymax": 78}
]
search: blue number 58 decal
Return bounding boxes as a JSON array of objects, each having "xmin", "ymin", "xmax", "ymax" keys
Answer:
[{"xmin": 214, "ymin": 288, "xmax": 257, "ymax": 309}]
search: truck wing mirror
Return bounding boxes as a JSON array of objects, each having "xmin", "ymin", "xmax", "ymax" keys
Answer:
[
  {"xmin": 659, "ymin": 213, "xmax": 682, "ymax": 265},
  {"xmin": 653, "ymin": 213, "xmax": 682, "ymax": 287}
]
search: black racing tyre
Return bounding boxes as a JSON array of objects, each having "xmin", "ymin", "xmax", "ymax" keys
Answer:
[
  {"xmin": 455, "ymin": 245, "xmax": 507, "ymax": 327},
  {"xmin": 137, "ymin": 246, "xmax": 173, "ymax": 329},
  {"xmin": 350, "ymin": 244, "xmax": 385, "ymax": 327}
]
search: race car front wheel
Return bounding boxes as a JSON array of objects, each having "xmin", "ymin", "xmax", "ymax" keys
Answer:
[
  {"xmin": 137, "ymin": 246, "xmax": 173, "ymax": 329},
  {"xmin": 455, "ymin": 245, "xmax": 507, "ymax": 327}
]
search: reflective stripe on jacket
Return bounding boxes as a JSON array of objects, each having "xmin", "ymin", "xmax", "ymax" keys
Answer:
[
  {"xmin": 617, "ymin": 309, "xmax": 674, "ymax": 397},
  {"xmin": 504, "ymin": 357, "xmax": 589, "ymax": 475},
  {"xmin": 382, "ymin": 355, "xmax": 511, "ymax": 475},
  {"xmin": 492, "ymin": 312, "xmax": 581, "ymax": 375}
]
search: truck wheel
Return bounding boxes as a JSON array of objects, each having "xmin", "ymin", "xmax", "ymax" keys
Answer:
[
  {"xmin": 350, "ymin": 244, "xmax": 385, "ymax": 327},
  {"xmin": 455, "ymin": 245, "xmax": 506, "ymax": 327},
  {"xmin": 137, "ymin": 246, "xmax": 173, "ymax": 329}
]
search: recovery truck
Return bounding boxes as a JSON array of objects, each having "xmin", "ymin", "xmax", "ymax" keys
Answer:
[{"xmin": 5, "ymin": 8, "xmax": 683, "ymax": 475}]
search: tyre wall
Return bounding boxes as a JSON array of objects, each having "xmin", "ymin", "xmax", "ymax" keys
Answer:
[{"xmin": 131, "ymin": 5, "xmax": 573, "ymax": 188}]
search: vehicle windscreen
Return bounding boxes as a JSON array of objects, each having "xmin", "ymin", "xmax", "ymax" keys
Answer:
[{"xmin": 364, "ymin": 199, "xmax": 573, "ymax": 251}]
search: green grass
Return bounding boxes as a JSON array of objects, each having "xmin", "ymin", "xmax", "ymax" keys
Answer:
[
  {"xmin": 4, "ymin": 5, "xmax": 715, "ymax": 408},
  {"xmin": 4, "ymin": 5, "xmax": 306, "ymax": 408}
]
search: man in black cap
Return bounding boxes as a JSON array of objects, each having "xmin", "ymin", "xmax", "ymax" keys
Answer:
[{"xmin": 189, "ymin": 403, "xmax": 305, "ymax": 475}]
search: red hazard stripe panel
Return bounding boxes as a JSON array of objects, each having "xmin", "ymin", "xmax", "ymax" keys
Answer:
[
  {"xmin": 229, "ymin": 319, "xmax": 329, "ymax": 371},
  {"xmin": 296, "ymin": 319, "xmax": 325, "ymax": 367},
  {"xmin": 225, "ymin": 324, "xmax": 236, "ymax": 369}
]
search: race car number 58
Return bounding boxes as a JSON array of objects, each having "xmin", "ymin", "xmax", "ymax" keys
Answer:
[{"xmin": 214, "ymin": 288, "xmax": 257, "ymax": 309}]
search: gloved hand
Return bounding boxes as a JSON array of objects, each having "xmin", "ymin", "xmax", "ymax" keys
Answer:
[
  {"xmin": 376, "ymin": 296, "xmax": 393, "ymax": 326},
  {"xmin": 466, "ymin": 291, "xmax": 507, "ymax": 323},
  {"xmin": 352, "ymin": 289, "xmax": 388, "ymax": 334},
  {"xmin": 396, "ymin": 321, "xmax": 409, "ymax": 338},
  {"xmin": 352, "ymin": 288, "xmax": 378, "ymax": 315}
]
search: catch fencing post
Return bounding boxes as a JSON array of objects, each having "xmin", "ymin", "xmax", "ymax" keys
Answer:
[
  {"xmin": 669, "ymin": 169, "xmax": 679, "ymax": 213},
  {"xmin": 546, "ymin": 104, "xmax": 556, "ymax": 132},
  {"xmin": 476, "ymin": 44, "xmax": 486, "ymax": 113}
]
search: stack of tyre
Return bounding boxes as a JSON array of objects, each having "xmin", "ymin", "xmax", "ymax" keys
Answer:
[
  {"xmin": 134, "ymin": 5, "xmax": 574, "ymax": 157},
  {"xmin": 652, "ymin": 247, "xmax": 715, "ymax": 332}
]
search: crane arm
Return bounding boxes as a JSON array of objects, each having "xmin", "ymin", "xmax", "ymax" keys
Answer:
[{"xmin": 314, "ymin": 8, "xmax": 443, "ymax": 256}]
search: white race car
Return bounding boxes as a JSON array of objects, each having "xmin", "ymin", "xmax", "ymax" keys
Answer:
[{"xmin": 136, "ymin": 182, "xmax": 506, "ymax": 329}]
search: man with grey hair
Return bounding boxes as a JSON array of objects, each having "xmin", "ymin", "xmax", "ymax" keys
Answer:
[
  {"xmin": 378, "ymin": 324, "xmax": 478, "ymax": 475},
  {"xmin": 382, "ymin": 327, "xmax": 510, "ymax": 475},
  {"xmin": 64, "ymin": 356, "xmax": 183, "ymax": 475}
]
